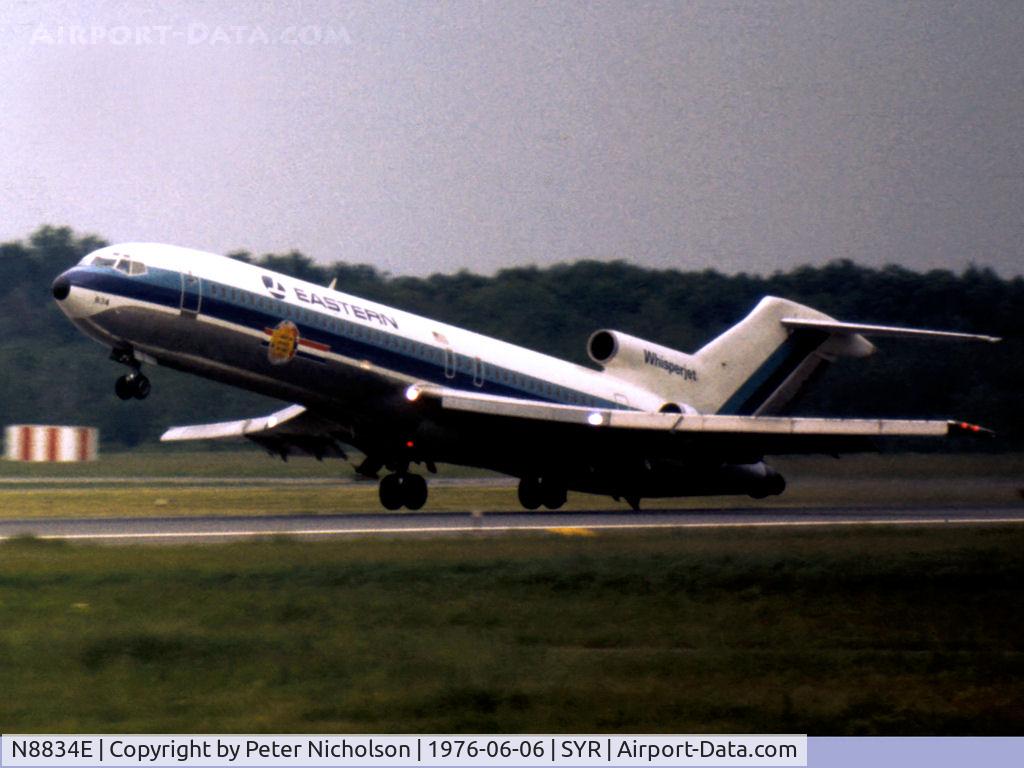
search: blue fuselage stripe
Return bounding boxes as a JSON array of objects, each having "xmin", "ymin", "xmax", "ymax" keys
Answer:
[
  {"xmin": 68, "ymin": 266, "xmax": 622, "ymax": 409},
  {"xmin": 717, "ymin": 330, "xmax": 827, "ymax": 415}
]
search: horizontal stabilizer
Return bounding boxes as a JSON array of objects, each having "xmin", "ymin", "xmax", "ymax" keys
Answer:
[{"xmin": 781, "ymin": 317, "xmax": 1001, "ymax": 343}]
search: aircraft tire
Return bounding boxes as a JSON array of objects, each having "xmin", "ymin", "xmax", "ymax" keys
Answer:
[
  {"xmin": 403, "ymin": 474, "xmax": 428, "ymax": 510},
  {"xmin": 542, "ymin": 482, "xmax": 567, "ymax": 510},
  {"xmin": 517, "ymin": 477, "xmax": 543, "ymax": 510},
  {"xmin": 133, "ymin": 374, "xmax": 151, "ymax": 400},
  {"xmin": 115, "ymin": 375, "xmax": 134, "ymax": 400},
  {"xmin": 379, "ymin": 473, "xmax": 404, "ymax": 510}
]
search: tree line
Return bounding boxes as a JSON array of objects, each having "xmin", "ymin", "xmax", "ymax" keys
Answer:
[{"xmin": 3, "ymin": 225, "xmax": 1020, "ymax": 450}]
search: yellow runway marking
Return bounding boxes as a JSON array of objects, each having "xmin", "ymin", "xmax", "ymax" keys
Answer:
[{"xmin": 546, "ymin": 527, "xmax": 597, "ymax": 537}]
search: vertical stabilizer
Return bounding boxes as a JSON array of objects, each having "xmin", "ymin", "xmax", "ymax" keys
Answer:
[{"xmin": 692, "ymin": 297, "xmax": 873, "ymax": 415}]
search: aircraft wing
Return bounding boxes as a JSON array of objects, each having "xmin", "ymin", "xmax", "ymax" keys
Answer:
[
  {"xmin": 160, "ymin": 404, "xmax": 350, "ymax": 460},
  {"xmin": 407, "ymin": 384, "xmax": 990, "ymax": 457},
  {"xmin": 159, "ymin": 385, "xmax": 991, "ymax": 467}
]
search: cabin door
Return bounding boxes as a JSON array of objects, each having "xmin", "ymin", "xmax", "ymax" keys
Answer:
[{"xmin": 180, "ymin": 272, "xmax": 202, "ymax": 315}]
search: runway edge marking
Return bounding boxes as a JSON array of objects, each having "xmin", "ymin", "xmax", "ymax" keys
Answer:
[{"xmin": 2, "ymin": 516, "xmax": 1024, "ymax": 542}]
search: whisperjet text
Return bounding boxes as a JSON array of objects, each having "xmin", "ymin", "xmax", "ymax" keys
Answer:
[{"xmin": 644, "ymin": 349, "xmax": 698, "ymax": 381}]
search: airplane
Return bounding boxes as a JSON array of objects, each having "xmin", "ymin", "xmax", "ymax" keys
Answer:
[{"xmin": 51, "ymin": 243, "xmax": 998, "ymax": 511}]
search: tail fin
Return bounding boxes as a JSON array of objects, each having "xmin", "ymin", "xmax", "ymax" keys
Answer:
[
  {"xmin": 586, "ymin": 295, "xmax": 998, "ymax": 416},
  {"xmin": 693, "ymin": 297, "xmax": 873, "ymax": 415}
]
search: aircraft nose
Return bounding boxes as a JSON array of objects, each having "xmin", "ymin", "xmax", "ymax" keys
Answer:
[{"xmin": 52, "ymin": 272, "xmax": 71, "ymax": 301}]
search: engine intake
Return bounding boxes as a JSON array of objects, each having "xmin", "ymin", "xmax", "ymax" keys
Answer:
[
  {"xmin": 586, "ymin": 329, "xmax": 702, "ymax": 404},
  {"xmin": 588, "ymin": 330, "xmax": 618, "ymax": 363}
]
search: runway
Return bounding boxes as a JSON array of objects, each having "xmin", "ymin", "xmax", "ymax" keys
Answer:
[{"xmin": 1, "ymin": 506, "xmax": 1022, "ymax": 544}]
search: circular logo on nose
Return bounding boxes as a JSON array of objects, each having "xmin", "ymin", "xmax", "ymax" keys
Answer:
[{"xmin": 267, "ymin": 320, "xmax": 299, "ymax": 365}]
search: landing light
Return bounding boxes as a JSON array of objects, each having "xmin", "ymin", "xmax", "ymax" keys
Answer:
[
  {"xmin": 405, "ymin": 385, "xmax": 421, "ymax": 402},
  {"xmin": 587, "ymin": 412, "xmax": 604, "ymax": 426}
]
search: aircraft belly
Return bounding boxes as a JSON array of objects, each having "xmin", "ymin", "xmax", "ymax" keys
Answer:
[
  {"xmin": 90, "ymin": 305, "xmax": 394, "ymax": 416},
  {"xmin": 71, "ymin": 315, "xmax": 124, "ymax": 350},
  {"xmin": 403, "ymin": 403, "xmax": 792, "ymax": 499}
]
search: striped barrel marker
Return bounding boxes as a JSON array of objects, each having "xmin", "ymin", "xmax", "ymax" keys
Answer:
[{"xmin": 4, "ymin": 425, "xmax": 99, "ymax": 462}]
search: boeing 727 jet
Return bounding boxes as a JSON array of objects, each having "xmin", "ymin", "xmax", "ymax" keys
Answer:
[{"xmin": 51, "ymin": 244, "xmax": 997, "ymax": 510}]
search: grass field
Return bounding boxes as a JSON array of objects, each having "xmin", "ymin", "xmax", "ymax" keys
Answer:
[
  {"xmin": 1, "ymin": 525, "xmax": 1022, "ymax": 734},
  {"xmin": 1, "ymin": 451, "xmax": 1021, "ymax": 734},
  {"xmin": 0, "ymin": 451, "xmax": 1021, "ymax": 519}
]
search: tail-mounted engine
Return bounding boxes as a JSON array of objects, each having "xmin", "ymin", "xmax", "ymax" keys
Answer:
[{"xmin": 587, "ymin": 329, "xmax": 700, "ymax": 411}]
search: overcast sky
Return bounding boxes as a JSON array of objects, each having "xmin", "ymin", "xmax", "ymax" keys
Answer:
[{"xmin": 2, "ymin": 1, "xmax": 1022, "ymax": 276}]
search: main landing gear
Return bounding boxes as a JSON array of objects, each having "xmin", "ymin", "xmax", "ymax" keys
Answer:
[
  {"xmin": 378, "ymin": 472, "xmax": 428, "ymax": 511},
  {"xmin": 517, "ymin": 475, "xmax": 567, "ymax": 510}
]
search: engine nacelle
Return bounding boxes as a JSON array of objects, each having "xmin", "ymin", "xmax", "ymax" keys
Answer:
[
  {"xmin": 587, "ymin": 329, "xmax": 700, "ymax": 411},
  {"xmin": 571, "ymin": 459, "xmax": 786, "ymax": 500}
]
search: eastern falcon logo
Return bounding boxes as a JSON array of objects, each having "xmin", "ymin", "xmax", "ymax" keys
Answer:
[{"xmin": 261, "ymin": 275, "xmax": 287, "ymax": 300}]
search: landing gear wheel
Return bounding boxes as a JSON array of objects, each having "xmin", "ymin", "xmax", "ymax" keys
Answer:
[
  {"xmin": 517, "ymin": 476, "xmax": 543, "ymax": 510},
  {"xmin": 379, "ymin": 473, "xmax": 429, "ymax": 510},
  {"xmin": 115, "ymin": 374, "xmax": 134, "ymax": 400},
  {"xmin": 542, "ymin": 483, "xmax": 567, "ymax": 510},
  {"xmin": 115, "ymin": 372, "xmax": 151, "ymax": 400},
  {"xmin": 379, "ymin": 473, "xmax": 404, "ymax": 510},
  {"xmin": 132, "ymin": 374, "xmax": 151, "ymax": 400},
  {"xmin": 403, "ymin": 473, "xmax": 428, "ymax": 510}
]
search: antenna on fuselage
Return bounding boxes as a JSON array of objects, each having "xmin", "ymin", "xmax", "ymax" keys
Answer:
[{"xmin": 327, "ymin": 277, "xmax": 337, "ymax": 291}]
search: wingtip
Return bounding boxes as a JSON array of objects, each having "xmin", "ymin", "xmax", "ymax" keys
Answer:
[{"xmin": 948, "ymin": 420, "xmax": 996, "ymax": 437}]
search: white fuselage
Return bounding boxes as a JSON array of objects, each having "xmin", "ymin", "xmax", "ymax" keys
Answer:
[{"xmin": 56, "ymin": 243, "xmax": 671, "ymax": 417}]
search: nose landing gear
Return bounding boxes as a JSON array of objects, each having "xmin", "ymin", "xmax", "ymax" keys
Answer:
[
  {"xmin": 110, "ymin": 346, "xmax": 150, "ymax": 400},
  {"xmin": 378, "ymin": 472, "xmax": 428, "ymax": 510}
]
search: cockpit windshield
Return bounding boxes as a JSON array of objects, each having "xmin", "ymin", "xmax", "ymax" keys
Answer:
[{"xmin": 88, "ymin": 253, "xmax": 147, "ymax": 276}]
